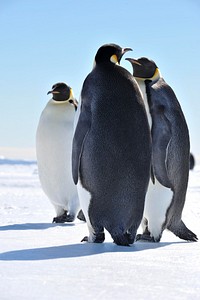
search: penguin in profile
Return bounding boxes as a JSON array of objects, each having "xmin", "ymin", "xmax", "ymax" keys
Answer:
[
  {"xmin": 126, "ymin": 57, "xmax": 198, "ymax": 242},
  {"xmin": 36, "ymin": 82, "xmax": 80, "ymax": 223},
  {"xmin": 72, "ymin": 44, "xmax": 151, "ymax": 246}
]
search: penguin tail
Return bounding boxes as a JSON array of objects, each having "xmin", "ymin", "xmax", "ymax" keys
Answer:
[
  {"xmin": 111, "ymin": 232, "xmax": 132, "ymax": 247},
  {"xmin": 168, "ymin": 220, "xmax": 198, "ymax": 242}
]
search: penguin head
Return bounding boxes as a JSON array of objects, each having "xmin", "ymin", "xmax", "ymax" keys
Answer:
[
  {"xmin": 126, "ymin": 57, "xmax": 160, "ymax": 81},
  {"xmin": 47, "ymin": 82, "xmax": 78, "ymax": 109},
  {"xmin": 94, "ymin": 43, "xmax": 132, "ymax": 66}
]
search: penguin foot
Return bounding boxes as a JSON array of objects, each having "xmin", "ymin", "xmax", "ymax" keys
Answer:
[
  {"xmin": 77, "ymin": 210, "xmax": 86, "ymax": 222},
  {"xmin": 52, "ymin": 211, "xmax": 75, "ymax": 223},
  {"xmin": 81, "ymin": 232, "xmax": 105, "ymax": 243},
  {"xmin": 136, "ymin": 234, "xmax": 156, "ymax": 243},
  {"xmin": 81, "ymin": 236, "xmax": 89, "ymax": 242},
  {"xmin": 65, "ymin": 214, "xmax": 75, "ymax": 222},
  {"xmin": 52, "ymin": 216, "xmax": 65, "ymax": 223}
]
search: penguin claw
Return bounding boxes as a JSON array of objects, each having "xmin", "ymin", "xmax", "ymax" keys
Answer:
[
  {"xmin": 81, "ymin": 236, "xmax": 89, "ymax": 242},
  {"xmin": 186, "ymin": 230, "xmax": 198, "ymax": 242},
  {"xmin": 179, "ymin": 231, "xmax": 198, "ymax": 242}
]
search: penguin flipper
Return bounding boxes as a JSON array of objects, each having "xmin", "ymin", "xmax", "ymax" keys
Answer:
[
  {"xmin": 152, "ymin": 105, "xmax": 172, "ymax": 188},
  {"xmin": 72, "ymin": 108, "xmax": 91, "ymax": 185}
]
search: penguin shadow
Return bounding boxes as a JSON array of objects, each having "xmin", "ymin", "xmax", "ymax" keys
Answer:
[
  {"xmin": 0, "ymin": 240, "xmax": 186, "ymax": 261},
  {"xmin": 0, "ymin": 222, "xmax": 74, "ymax": 231}
]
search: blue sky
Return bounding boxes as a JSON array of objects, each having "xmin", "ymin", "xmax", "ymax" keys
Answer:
[{"xmin": 0, "ymin": 0, "xmax": 200, "ymax": 155}]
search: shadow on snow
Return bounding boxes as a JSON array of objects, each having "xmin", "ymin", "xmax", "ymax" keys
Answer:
[
  {"xmin": 0, "ymin": 241, "xmax": 186, "ymax": 261},
  {"xmin": 0, "ymin": 222, "xmax": 74, "ymax": 231}
]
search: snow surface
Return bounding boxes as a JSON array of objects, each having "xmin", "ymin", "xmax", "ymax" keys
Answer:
[{"xmin": 0, "ymin": 154, "xmax": 200, "ymax": 300}]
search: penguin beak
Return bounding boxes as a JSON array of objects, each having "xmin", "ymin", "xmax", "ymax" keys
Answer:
[
  {"xmin": 123, "ymin": 48, "xmax": 133, "ymax": 54},
  {"xmin": 47, "ymin": 90, "xmax": 60, "ymax": 95},
  {"xmin": 125, "ymin": 58, "xmax": 142, "ymax": 66},
  {"xmin": 116, "ymin": 48, "xmax": 132, "ymax": 64}
]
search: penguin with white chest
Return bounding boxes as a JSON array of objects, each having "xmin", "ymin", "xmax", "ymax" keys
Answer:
[
  {"xmin": 126, "ymin": 57, "xmax": 198, "ymax": 242},
  {"xmin": 72, "ymin": 44, "xmax": 152, "ymax": 246},
  {"xmin": 36, "ymin": 82, "xmax": 80, "ymax": 223}
]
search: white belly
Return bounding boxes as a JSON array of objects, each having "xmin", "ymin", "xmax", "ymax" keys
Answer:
[
  {"xmin": 135, "ymin": 79, "xmax": 172, "ymax": 239},
  {"xmin": 144, "ymin": 178, "xmax": 173, "ymax": 239},
  {"xmin": 77, "ymin": 179, "xmax": 96, "ymax": 242},
  {"xmin": 36, "ymin": 100, "xmax": 78, "ymax": 209}
]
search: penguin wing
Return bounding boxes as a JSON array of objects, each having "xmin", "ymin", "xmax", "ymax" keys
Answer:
[
  {"xmin": 72, "ymin": 105, "xmax": 91, "ymax": 185},
  {"xmin": 151, "ymin": 105, "xmax": 172, "ymax": 188}
]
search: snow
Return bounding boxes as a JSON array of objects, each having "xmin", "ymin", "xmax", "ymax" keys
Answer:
[{"xmin": 0, "ymin": 151, "xmax": 200, "ymax": 300}]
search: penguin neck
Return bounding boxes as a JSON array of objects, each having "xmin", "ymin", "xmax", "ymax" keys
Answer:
[
  {"xmin": 150, "ymin": 68, "xmax": 162, "ymax": 83},
  {"xmin": 135, "ymin": 68, "xmax": 162, "ymax": 83},
  {"xmin": 135, "ymin": 69, "xmax": 162, "ymax": 129},
  {"xmin": 48, "ymin": 99, "xmax": 76, "ymax": 114},
  {"xmin": 51, "ymin": 99, "xmax": 71, "ymax": 104},
  {"xmin": 93, "ymin": 59, "xmax": 121, "ymax": 70},
  {"xmin": 135, "ymin": 79, "xmax": 152, "ymax": 129},
  {"xmin": 143, "ymin": 68, "xmax": 162, "ymax": 84},
  {"xmin": 46, "ymin": 99, "xmax": 75, "ymax": 122}
]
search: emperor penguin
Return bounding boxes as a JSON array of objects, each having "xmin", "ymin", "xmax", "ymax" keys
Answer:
[
  {"xmin": 36, "ymin": 82, "xmax": 80, "ymax": 223},
  {"xmin": 72, "ymin": 44, "xmax": 151, "ymax": 246},
  {"xmin": 126, "ymin": 57, "xmax": 198, "ymax": 242}
]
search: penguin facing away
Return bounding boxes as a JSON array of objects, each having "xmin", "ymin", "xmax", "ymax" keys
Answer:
[
  {"xmin": 72, "ymin": 44, "xmax": 152, "ymax": 246},
  {"xmin": 126, "ymin": 57, "xmax": 198, "ymax": 242},
  {"xmin": 36, "ymin": 82, "xmax": 80, "ymax": 223}
]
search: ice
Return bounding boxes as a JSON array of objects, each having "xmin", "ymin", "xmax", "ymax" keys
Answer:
[{"xmin": 0, "ymin": 155, "xmax": 200, "ymax": 300}]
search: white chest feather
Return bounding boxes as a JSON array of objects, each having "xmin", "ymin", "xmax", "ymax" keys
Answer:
[
  {"xmin": 144, "ymin": 178, "xmax": 173, "ymax": 239},
  {"xmin": 36, "ymin": 100, "xmax": 75, "ymax": 161},
  {"xmin": 36, "ymin": 100, "xmax": 76, "ymax": 204},
  {"xmin": 136, "ymin": 79, "xmax": 152, "ymax": 129}
]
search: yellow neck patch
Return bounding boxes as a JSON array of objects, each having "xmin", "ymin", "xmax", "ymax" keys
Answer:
[
  {"xmin": 110, "ymin": 54, "xmax": 119, "ymax": 65},
  {"xmin": 69, "ymin": 88, "xmax": 74, "ymax": 100},
  {"xmin": 151, "ymin": 68, "xmax": 161, "ymax": 82}
]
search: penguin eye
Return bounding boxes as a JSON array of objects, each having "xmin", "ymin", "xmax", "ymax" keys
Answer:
[{"xmin": 69, "ymin": 100, "xmax": 73, "ymax": 104}]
